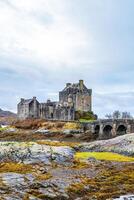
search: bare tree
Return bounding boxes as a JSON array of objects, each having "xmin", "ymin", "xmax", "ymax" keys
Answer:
[
  {"xmin": 105, "ymin": 114, "xmax": 112, "ymax": 119},
  {"xmin": 113, "ymin": 110, "xmax": 121, "ymax": 119},
  {"xmin": 105, "ymin": 111, "xmax": 133, "ymax": 119},
  {"xmin": 122, "ymin": 112, "xmax": 133, "ymax": 119}
]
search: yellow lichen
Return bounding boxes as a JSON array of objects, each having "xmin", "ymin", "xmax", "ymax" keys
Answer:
[{"xmin": 75, "ymin": 152, "xmax": 134, "ymax": 162}]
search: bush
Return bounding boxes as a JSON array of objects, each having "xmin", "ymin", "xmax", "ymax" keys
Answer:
[{"xmin": 75, "ymin": 111, "xmax": 97, "ymax": 121}]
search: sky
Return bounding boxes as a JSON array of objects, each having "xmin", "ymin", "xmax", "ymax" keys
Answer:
[{"xmin": 0, "ymin": 0, "xmax": 134, "ymax": 118}]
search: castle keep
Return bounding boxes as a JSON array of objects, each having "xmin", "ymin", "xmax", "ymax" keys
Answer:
[{"xmin": 17, "ymin": 80, "xmax": 92, "ymax": 120}]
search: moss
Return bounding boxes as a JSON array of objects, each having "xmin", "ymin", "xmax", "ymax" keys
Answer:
[
  {"xmin": 75, "ymin": 111, "xmax": 97, "ymax": 121},
  {"xmin": 72, "ymin": 159, "xmax": 90, "ymax": 169},
  {"xmin": 37, "ymin": 140, "xmax": 79, "ymax": 147},
  {"xmin": 79, "ymin": 119, "xmax": 96, "ymax": 122},
  {"xmin": 0, "ymin": 163, "xmax": 33, "ymax": 174},
  {"xmin": 75, "ymin": 152, "xmax": 134, "ymax": 162},
  {"xmin": 63, "ymin": 122, "xmax": 80, "ymax": 130},
  {"xmin": 67, "ymin": 163, "xmax": 134, "ymax": 200},
  {"xmin": 35, "ymin": 173, "xmax": 52, "ymax": 181},
  {"xmin": 23, "ymin": 194, "xmax": 30, "ymax": 200},
  {"xmin": 0, "ymin": 127, "xmax": 8, "ymax": 132},
  {"xmin": 28, "ymin": 190, "xmax": 51, "ymax": 199}
]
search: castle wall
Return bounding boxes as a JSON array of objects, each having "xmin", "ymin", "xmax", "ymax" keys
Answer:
[
  {"xmin": 29, "ymin": 101, "xmax": 39, "ymax": 118},
  {"xmin": 39, "ymin": 103, "xmax": 54, "ymax": 119},
  {"xmin": 75, "ymin": 94, "xmax": 92, "ymax": 112},
  {"xmin": 17, "ymin": 104, "xmax": 30, "ymax": 119},
  {"xmin": 17, "ymin": 80, "xmax": 92, "ymax": 121},
  {"xmin": 53, "ymin": 106, "xmax": 74, "ymax": 121}
]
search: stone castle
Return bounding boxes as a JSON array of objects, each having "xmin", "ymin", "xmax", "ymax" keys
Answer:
[{"xmin": 17, "ymin": 80, "xmax": 92, "ymax": 121}]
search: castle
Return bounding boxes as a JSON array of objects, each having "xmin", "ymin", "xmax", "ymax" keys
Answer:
[{"xmin": 17, "ymin": 80, "xmax": 92, "ymax": 121}]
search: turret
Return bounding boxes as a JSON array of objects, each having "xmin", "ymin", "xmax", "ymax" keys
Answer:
[
  {"xmin": 21, "ymin": 98, "xmax": 24, "ymax": 103},
  {"xmin": 79, "ymin": 80, "xmax": 84, "ymax": 91}
]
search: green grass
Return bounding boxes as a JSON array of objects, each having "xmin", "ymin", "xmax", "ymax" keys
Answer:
[
  {"xmin": 79, "ymin": 119, "xmax": 96, "ymax": 123},
  {"xmin": 0, "ymin": 127, "xmax": 8, "ymax": 131},
  {"xmin": 75, "ymin": 152, "xmax": 134, "ymax": 162}
]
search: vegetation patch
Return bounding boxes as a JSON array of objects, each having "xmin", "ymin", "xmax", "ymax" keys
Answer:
[
  {"xmin": 75, "ymin": 152, "xmax": 134, "ymax": 162},
  {"xmin": 0, "ymin": 127, "xmax": 8, "ymax": 132},
  {"xmin": 35, "ymin": 173, "xmax": 52, "ymax": 181},
  {"xmin": 75, "ymin": 111, "xmax": 97, "ymax": 121},
  {"xmin": 72, "ymin": 159, "xmax": 90, "ymax": 169},
  {"xmin": 79, "ymin": 119, "xmax": 96, "ymax": 123},
  {"xmin": 67, "ymin": 163, "xmax": 134, "ymax": 199},
  {"xmin": 63, "ymin": 122, "xmax": 80, "ymax": 130},
  {"xmin": 37, "ymin": 140, "xmax": 79, "ymax": 147},
  {"xmin": 0, "ymin": 163, "xmax": 33, "ymax": 174}
]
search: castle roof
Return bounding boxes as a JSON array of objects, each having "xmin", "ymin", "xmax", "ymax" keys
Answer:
[
  {"xmin": 18, "ymin": 97, "xmax": 39, "ymax": 105},
  {"xmin": 61, "ymin": 80, "xmax": 91, "ymax": 94},
  {"xmin": 22, "ymin": 99, "xmax": 33, "ymax": 104}
]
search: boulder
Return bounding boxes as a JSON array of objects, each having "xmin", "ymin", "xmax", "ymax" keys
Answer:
[{"xmin": 0, "ymin": 141, "xmax": 75, "ymax": 165}]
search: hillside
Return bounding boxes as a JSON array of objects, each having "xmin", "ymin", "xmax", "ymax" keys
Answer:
[{"xmin": 0, "ymin": 108, "xmax": 16, "ymax": 117}]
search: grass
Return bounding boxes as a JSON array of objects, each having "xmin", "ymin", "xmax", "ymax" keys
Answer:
[
  {"xmin": 75, "ymin": 152, "xmax": 134, "ymax": 162},
  {"xmin": 79, "ymin": 119, "xmax": 96, "ymax": 123},
  {"xmin": 0, "ymin": 127, "xmax": 8, "ymax": 131}
]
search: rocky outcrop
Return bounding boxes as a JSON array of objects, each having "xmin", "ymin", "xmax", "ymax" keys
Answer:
[
  {"xmin": 0, "ymin": 141, "xmax": 75, "ymax": 165},
  {"xmin": 76, "ymin": 133, "xmax": 134, "ymax": 156}
]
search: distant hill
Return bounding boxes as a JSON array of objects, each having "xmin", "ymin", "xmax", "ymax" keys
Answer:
[{"xmin": 0, "ymin": 108, "xmax": 17, "ymax": 117}]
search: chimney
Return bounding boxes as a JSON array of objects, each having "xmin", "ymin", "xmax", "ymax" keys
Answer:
[
  {"xmin": 79, "ymin": 80, "xmax": 84, "ymax": 91},
  {"xmin": 66, "ymin": 83, "xmax": 71, "ymax": 87},
  {"xmin": 21, "ymin": 98, "xmax": 24, "ymax": 102},
  {"xmin": 47, "ymin": 99, "xmax": 51, "ymax": 103},
  {"xmin": 33, "ymin": 96, "xmax": 36, "ymax": 100}
]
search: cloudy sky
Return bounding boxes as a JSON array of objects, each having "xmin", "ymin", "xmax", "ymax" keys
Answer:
[{"xmin": 0, "ymin": 0, "xmax": 134, "ymax": 117}]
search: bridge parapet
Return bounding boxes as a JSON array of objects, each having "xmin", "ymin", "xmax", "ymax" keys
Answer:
[{"xmin": 81, "ymin": 119, "xmax": 134, "ymax": 140}]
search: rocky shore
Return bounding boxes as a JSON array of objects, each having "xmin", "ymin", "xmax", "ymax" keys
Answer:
[{"xmin": 0, "ymin": 125, "xmax": 134, "ymax": 199}]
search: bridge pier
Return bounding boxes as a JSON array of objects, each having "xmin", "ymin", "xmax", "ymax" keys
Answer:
[
  {"xmin": 99, "ymin": 124, "xmax": 104, "ymax": 139},
  {"xmin": 127, "ymin": 124, "xmax": 131, "ymax": 134},
  {"xmin": 112, "ymin": 123, "xmax": 117, "ymax": 137}
]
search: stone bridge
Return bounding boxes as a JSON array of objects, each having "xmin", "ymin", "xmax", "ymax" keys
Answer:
[{"xmin": 81, "ymin": 119, "xmax": 134, "ymax": 139}]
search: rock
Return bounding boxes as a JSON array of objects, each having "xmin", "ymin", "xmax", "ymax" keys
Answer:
[
  {"xmin": 34, "ymin": 129, "xmax": 50, "ymax": 134},
  {"xmin": 87, "ymin": 157, "xmax": 99, "ymax": 164},
  {"xmin": 0, "ymin": 141, "xmax": 75, "ymax": 165},
  {"xmin": 4, "ymin": 128, "xmax": 17, "ymax": 133},
  {"xmin": 63, "ymin": 129, "xmax": 82, "ymax": 134},
  {"xmin": 113, "ymin": 195, "xmax": 134, "ymax": 200},
  {"xmin": 77, "ymin": 133, "xmax": 134, "ymax": 156},
  {"xmin": 1, "ymin": 173, "xmax": 26, "ymax": 188}
]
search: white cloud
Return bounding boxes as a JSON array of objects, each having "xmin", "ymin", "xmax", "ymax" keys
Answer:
[
  {"xmin": 0, "ymin": 0, "xmax": 134, "ymax": 117},
  {"xmin": 0, "ymin": 0, "xmax": 89, "ymax": 73}
]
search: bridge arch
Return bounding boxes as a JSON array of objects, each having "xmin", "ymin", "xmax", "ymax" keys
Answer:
[
  {"xmin": 102, "ymin": 124, "xmax": 113, "ymax": 139},
  {"xmin": 116, "ymin": 124, "xmax": 127, "ymax": 136}
]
